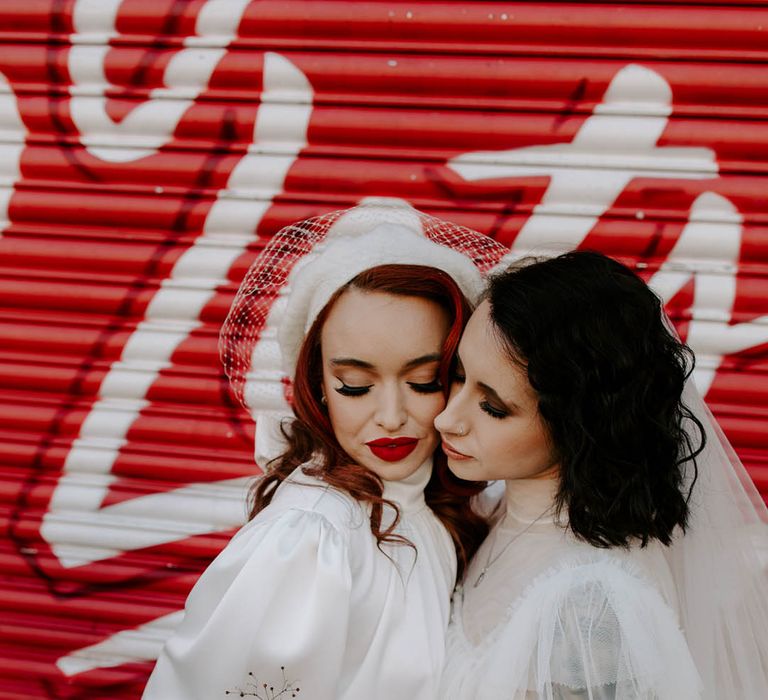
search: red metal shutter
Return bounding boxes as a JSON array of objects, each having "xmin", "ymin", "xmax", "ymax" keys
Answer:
[{"xmin": 1, "ymin": 2, "xmax": 766, "ymax": 697}]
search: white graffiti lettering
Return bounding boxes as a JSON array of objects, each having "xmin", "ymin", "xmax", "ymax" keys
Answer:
[
  {"xmin": 41, "ymin": 41, "xmax": 314, "ymax": 568},
  {"xmin": 450, "ymin": 64, "xmax": 718, "ymax": 255}
]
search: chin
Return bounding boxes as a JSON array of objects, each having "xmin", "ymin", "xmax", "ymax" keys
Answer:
[
  {"xmin": 364, "ymin": 448, "xmax": 433, "ymax": 481},
  {"xmin": 367, "ymin": 460, "xmax": 422, "ymax": 482},
  {"xmin": 446, "ymin": 459, "xmax": 482, "ymax": 482}
]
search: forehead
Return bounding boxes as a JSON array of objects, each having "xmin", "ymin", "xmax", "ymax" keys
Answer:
[
  {"xmin": 321, "ymin": 288, "xmax": 449, "ymax": 362},
  {"xmin": 459, "ymin": 301, "xmax": 536, "ymax": 402}
]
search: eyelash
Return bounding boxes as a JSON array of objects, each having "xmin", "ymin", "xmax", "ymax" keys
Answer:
[
  {"xmin": 334, "ymin": 383, "xmax": 372, "ymax": 397},
  {"xmin": 408, "ymin": 379, "xmax": 443, "ymax": 394},
  {"xmin": 480, "ymin": 401, "xmax": 508, "ymax": 419},
  {"xmin": 333, "ymin": 379, "xmax": 443, "ymax": 397}
]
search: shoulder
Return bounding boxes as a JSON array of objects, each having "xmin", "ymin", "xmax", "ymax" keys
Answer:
[
  {"xmin": 209, "ymin": 482, "xmax": 357, "ymax": 584},
  {"xmin": 261, "ymin": 465, "xmax": 364, "ymax": 532},
  {"xmin": 490, "ymin": 551, "xmax": 700, "ymax": 698},
  {"xmin": 518, "ymin": 551, "xmax": 674, "ymax": 620},
  {"xmin": 547, "ymin": 551, "xmax": 659, "ymax": 592},
  {"xmin": 491, "ymin": 550, "xmax": 683, "ymax": 666}
]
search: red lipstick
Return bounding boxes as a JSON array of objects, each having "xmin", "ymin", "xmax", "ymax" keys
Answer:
[
  {"xmin": 441, "ymin": 439, "xmax": 473, "ymax": 461},
  {"xmin": 366, "ymin": 437, "xmax": 419, "ymax": 462}
]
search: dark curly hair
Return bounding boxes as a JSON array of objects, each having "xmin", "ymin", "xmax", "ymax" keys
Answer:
[{"xmin": 485, "ymin": 251, "xmax": 705, "ymax": 548}]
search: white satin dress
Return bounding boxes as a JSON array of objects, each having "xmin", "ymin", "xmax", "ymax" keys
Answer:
[
  {"xmin": 142, "ymin": 459, "xmax": 455, "ymax": 700},
  {"xmin": 441, "ymin": 478, "xmax": 702, "ymax": 700}
]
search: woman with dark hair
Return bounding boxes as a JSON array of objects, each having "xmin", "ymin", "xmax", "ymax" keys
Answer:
[
  {"xmin": 141, "ymin": 202, "xmax": 507, "ymax": 700},
  {"xmin": 437, "ymin": 251, "xmax": 768, "ymax": 699}
]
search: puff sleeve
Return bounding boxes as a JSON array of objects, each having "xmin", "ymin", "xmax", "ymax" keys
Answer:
[
  {"xmin": 142, "ymin": 508, "xmax": 352, "ymax": 700},
  {"xmin": 480, "ymin": 559, "xmax": 702, "ymax": 700}
]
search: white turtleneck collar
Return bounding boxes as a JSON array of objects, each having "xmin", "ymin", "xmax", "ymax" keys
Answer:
[{"xmin": 381, "ymin": 458, "xmax": 432, "ymax": 514}]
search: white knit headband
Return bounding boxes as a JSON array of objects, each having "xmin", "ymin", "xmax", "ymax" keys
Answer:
[{"xmin": 277, "ymin": 221, "xmax": 486, "ymax": 378}]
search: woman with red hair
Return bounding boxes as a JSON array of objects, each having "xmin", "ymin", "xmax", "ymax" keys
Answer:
[{"xmin": 141, "ymin": 202, "xmax": 507, "ymax": 700}]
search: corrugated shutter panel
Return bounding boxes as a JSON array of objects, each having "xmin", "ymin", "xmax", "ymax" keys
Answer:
[{"xmin": 1, "ymin": 1, "xmax": 766, "ymax": 697}]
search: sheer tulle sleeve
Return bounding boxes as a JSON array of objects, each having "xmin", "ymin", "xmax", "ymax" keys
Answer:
[
  {"xmin": 482, "ymin": 559, "xmax": 702, "ymax": 700},
  {"xmin": 141, "ymin": 508, "xmax": 352, "ymax": 700}
]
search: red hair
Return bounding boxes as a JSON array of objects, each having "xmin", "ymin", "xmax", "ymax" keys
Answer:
[{"xmin": 250, "ymin": 264, "xmax": 488, "ymax": 579}]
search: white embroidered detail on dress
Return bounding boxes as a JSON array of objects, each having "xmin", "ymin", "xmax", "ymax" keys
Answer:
[{"xmin": 225, "ymin": 667, "xmax": 301, "ymax": 699}]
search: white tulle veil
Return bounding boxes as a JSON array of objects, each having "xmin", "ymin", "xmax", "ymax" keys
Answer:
[{"xmin": 667, "ymin": 378, "xmax": 768, "ymax": 698}]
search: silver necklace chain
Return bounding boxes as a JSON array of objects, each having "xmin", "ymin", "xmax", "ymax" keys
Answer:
[{"xmin": 473, "ymin": 506, "xmax": 553, "ymax": 588}]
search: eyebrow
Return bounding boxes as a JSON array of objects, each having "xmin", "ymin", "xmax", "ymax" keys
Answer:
[
  {"xmin": 478, "ymin": 381, "xmax": 512, "ymax": 409},
  {"xmin": 456, "ymin": 349, "xmax": 518, "ymax": 411},
  {"xmin": 329, "ymin": 353, "xmax": 442, "ymax": 371},
  {"xmin": 403, "ymin": 352, "xmax": 442, "ymax": 371},
  {"xmin": 330, "ymin": 358, "xmax": 375, "ymax": 369}
]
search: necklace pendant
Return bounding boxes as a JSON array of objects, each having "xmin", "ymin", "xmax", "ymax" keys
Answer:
[{"xmin": 473, "ymin": 569, "xmax": 487, "ymax": 588}]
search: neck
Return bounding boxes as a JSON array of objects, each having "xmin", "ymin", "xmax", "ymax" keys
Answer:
[
  {"xmin": 503, "ymin": 473, "xmax": 559, "ymax": 524},
  {"xmin": 381, "ymin": 459, "xmax": 432, "ymax": 513}
]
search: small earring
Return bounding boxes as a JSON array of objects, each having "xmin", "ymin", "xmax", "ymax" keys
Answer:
[{"xmin": 321, "ymin": 395, "xmax": 327, "ymax": 405}]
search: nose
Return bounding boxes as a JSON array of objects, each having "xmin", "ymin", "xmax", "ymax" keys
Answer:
[
  {"xmin": 374, "ymin": 383, "xmax": 408, "ymax": 432},
  {"xmin": 434, "ymin": 385, "xmax": 465, "ymax": 436}
]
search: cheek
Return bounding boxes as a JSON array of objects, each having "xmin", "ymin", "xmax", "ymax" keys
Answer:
[
  {"xmin": 411, "ymin": 393, "xmax": 447, "ymax": 429},
  {"xmin": 322, "ymin": 376, "xmax": 357, "ymax": 436},
  {"xmin": 326, "ymin": 397, "xmax": 365, "ymax": 441},
  {"xmin": 482, "ymin": 428, "xmax": 515, "ymax": 463},
  {"xmin": 501, "ymin": 424, "xmax": 557, "ymax": 474},
  {"xmin": 481, "ymin": 422, "xmax": 545, "ymax": 464}
]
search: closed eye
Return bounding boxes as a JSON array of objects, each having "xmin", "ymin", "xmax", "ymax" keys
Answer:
[
  {"xmin": 408, "ymin": 379, "xmax": 443, "ymax": 394},
  {"xmin": 334, "ymin": 382, "xmax": 373, "ymax": 397},
  {"xmin": 480, "ymin": 400, "xmax": 508, "ymax": 419}
]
